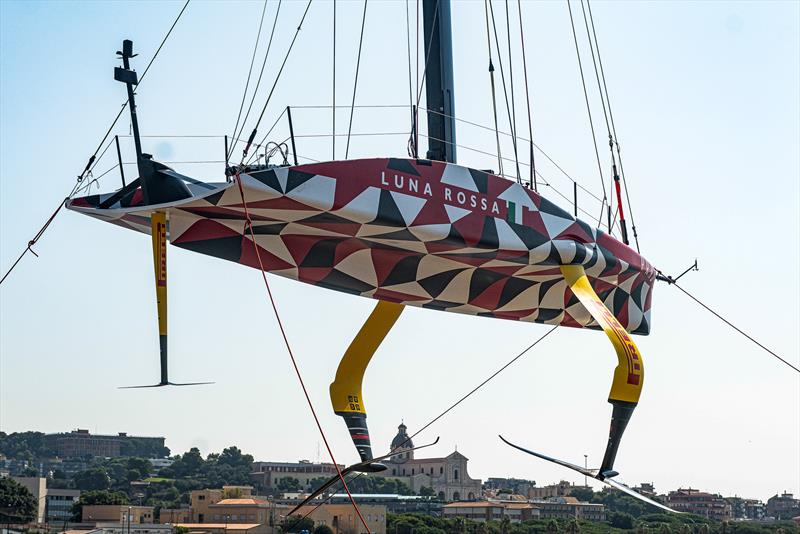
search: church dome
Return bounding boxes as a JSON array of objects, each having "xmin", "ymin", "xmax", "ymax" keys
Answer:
[{"xmin": 389, "ymin": 422, "xmax": 414, "ymax": 463}]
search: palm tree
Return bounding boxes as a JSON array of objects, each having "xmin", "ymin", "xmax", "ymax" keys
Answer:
[{"xmin": 545, "ymin": 520, "xmax": 559, "ymax": 534}]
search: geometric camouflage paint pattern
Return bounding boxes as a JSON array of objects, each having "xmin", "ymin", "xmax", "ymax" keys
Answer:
[{"xmin": 67, "ymin": 158, "xmax": 656, "ymax": 334}]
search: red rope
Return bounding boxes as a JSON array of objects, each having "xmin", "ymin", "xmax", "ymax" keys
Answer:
[{"xmin": 233, "ymin": 174, "xmax": 371, "ymax": 533}]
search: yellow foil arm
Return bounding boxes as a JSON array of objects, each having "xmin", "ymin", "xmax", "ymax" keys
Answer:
[
  {"xmin": 151, "ymin": 211, "xmax": 168, "ymax": 337},
  {"xmin": 560, "ymin": 265, "xmax": 643, "ymax": 404},
  {"xmin": 330, "ymin": 300, "xmax": 404, "ymax": 414}
]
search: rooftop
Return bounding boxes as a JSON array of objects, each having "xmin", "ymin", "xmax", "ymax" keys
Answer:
[
  {"xmin": 173, "ymin": 525, "xmax": 261, "ymax": 530},
  {"xmin": 210, "ymin": 499, "xmax": 270, "ymax": 507},
  {"xmin": 443, "ymin": 502, "xmax": 503, "ymax": 508}
]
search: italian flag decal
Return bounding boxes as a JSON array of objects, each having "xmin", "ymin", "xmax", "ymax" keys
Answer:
[{"xmin": 506, "ymin": 200, "xmax": 523, "ymax": 225}]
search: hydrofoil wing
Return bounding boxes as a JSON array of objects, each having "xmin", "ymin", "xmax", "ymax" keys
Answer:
[{"xmin": 499, "ymin": 435, "xmax": 678, "ymax": 514}]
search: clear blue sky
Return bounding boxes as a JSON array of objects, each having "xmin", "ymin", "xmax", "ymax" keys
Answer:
[{"xmin": 1, "ymin": 0, "xmax": 798, "ymax": 502}]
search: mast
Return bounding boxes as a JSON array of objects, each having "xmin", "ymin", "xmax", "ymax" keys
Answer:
[
  {"xmin": 114, "ymin": 39, "xmax": 190, "ymax": 205},
  {"xmin": 422, "ymin": 0, "xmax": 456, "ymax": 164}
]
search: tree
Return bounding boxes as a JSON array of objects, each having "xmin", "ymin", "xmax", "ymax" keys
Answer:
[
  {"xmin": 500, "ymin": 517, "xmax": 510, "ymax": 534},
  {"xmin": 314, "ymin": 525, "xmax": 334, "ymax": 534},
  {"xmin": 218, "ymin": 446, "xmax": 253, "ymax": 469},
  {"xmin": 171, "ymin": 448, "xmax": 204, "ymax": 477},
  {"xmin": 546, "ymin": 520, "xmax": 559, "ymax": 534},
  {"xmin": 0, "ymin": 431, "xmax": 54, "ymax": 460},
  {"xmin": 71, "ymin": 490, "xmax": 129, "ymax": 521},
  {"xmin": 565, "ymin": 520, "xmax": 580, "ymax": 534},
  {"xmin": 419, "ymin": 486, "xmax": 436, "ymax": 497},
  {"xmin": 0, "ymin": 477, "xmax": 37, "ymax": 523},
  {"xmin": 277, "ymin": 477, "xmax": 302, "ymax": 492},
  {"xmin": 607, "ymin": 511, "xmax": 635, "ymax": 530},
  {"xmin": 73, "ymin": 468, "xmax": 112, "ymax": 491}
]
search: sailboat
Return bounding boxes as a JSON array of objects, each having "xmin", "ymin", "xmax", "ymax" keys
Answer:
[{"xmin": 64, "ymin": 0, "xmax": 669, "ymax": 511}]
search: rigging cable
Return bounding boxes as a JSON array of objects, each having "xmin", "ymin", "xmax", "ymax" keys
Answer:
[
  {"xmin": 488, "ymin": 0, "xmax": 521, "ymax": 182},
  {"xmin": 668, "ymin": 281, "xmax": 800, "ymax": 374},
  {"xmin": 242, "ymin": 0, "xmax": 313, "ymax": 162},
  {"xmin": 578, "ymin": 0, "xmax": 629, "ymax": 246},
  {"xmin": 233, "ymin": 174, "xmax": 372, "ymax": 532},
  {"xmin": 0, "ymin": 0, "xmax": 191, "ymax": 286},
  {"xmin": 504, "ymin": 0, "xmax": 520, "ymax": 178},
  {"xmin": 483, "ymin": 0, "xmax": 504, "ymax": 176},
  {"xmin": 345, "ymin": 0, "xmax": 369, "ymax": 159},
  {"xmin": 332, "ymin": 0, "xmax": 336, "ymax": 159},
  {"xmin": 585, "ymin": 0, "xmax": 640, "ymax": 251},
  {"xmin": 566, "ymin": 0, "xmax": 609, "ymax": 230},
  {"xmin": 234, "ymin": 0, "xmax": 283, "ymax": 158},
  {"xmin": 517, "ymin": 0, "xmax": 537, "ymax": 192},
  {"xmin": 228, "ymin": 0, "xmax": 269, "ymax": 164},
  {"xmin": 407, "ymin": 0, "xmax": 440, "ymax": 158},
  {"xmin": 287, "ymin": 325, "xmax": 560, "ymax": 528},
  {"xmin": 421, "ymin": 106, "xmax": 606, "ymax": 204},
  {"xmin": 405, "ymin": 0, "xmax": 416, "ymax": 157}
]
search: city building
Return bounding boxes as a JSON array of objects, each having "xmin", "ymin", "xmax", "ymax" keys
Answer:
[
  {"xmin": 328, "ymin": 494, "xmax": 441, "ymax": 516},
  {"xmin": 726, "ymin": 497, "xmax": 766, "ymax": 521},
  {"xmin": 8, "ymin": 476, "xmax": 82, "ymax": 524},
  {"xmin": 666, "ymin": 488, "xmax": 731, "ymax": 521},
  {"xmin": 292, "ymin": 503, "xmax": 386, "ymax": 534},
  {"xmin": 190, "ymin": 486, "xmax": 257, "ymax": 523},
  {"xmin": 207, "ymin": 498, "xmax": 287, "ymax": 526},
  {"xmin": 159, "ymin": 508, "xmax": 192, "ymax": 524},
  {"xmin": 250, "ymin": 460, "xmax": 342, "ymax": 491},
  {"xmin": 44, "ymin": 430, "xmax": 166, "ymax": 459},
  {"xmin": 12, "ymin": 476, "xmax": 47, "ymax": 523},
  {"xmin": 47, "ymin": 489, "xmax": 82, "ymax": 523},
  {"xmin": 485, "ymin": 478, "xmax": 536, "ymax": 496},
  {"xmin": 376, "ymin": 423, "xmax": 482, "ymax": 501},
  {"xmin": 1, "ymin": 456, "xmax": 32, "ymax": 477},
  {"xmin": 41, "ymin": 457, "xmax": 92, "ymax": 477},
  {"xmin": 633, "ymin": 483, "xmax": 657, "ymax": 498},
  {"xmin": 82, "ymin": 505, "xmax": 155, "ymax": 524},
  {"xmin": 92, "ymin": 523, "xmax": 172, "ymax": 534},
  {"xmin": 442, "ymin": 501, "xmax": 540, "ymax": 523},
  {"xmin": 532, "ymin": 497, "xmax": 605, "ymax": 521},
  {"xmin": 172, "ymin": 524, "xmax": 275, "ymax": 534},
  {"xmin": 766, "ymin": 492, "xmax": 800, "ymax": 520},
  {"xmin": 527, "ymin": 481, "xmax": 585, "ymax": 500}
]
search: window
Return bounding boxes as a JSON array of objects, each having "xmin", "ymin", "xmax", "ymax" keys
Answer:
[
  {"xmin": 454, "ymin": 469, "xmax": 459, "ymax": 480},
  {"xmin": 412, "ymin": 469, "xmax": 415, "ymax": 475},
  {"xmin": 440, "ymin": 467, "xmax": 444, "ymax": 474}
]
